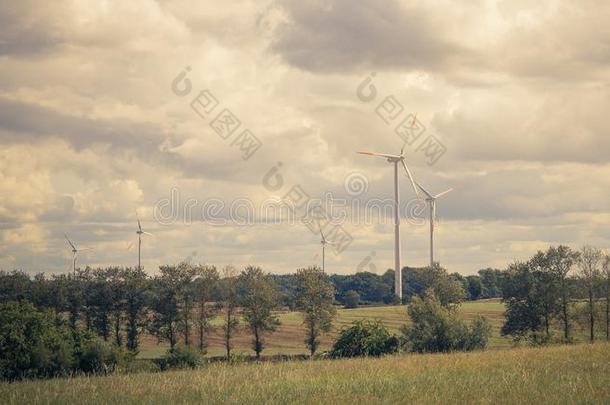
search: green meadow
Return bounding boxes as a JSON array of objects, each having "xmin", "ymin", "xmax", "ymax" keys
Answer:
[{"xmin": 3, "ymin": 342, "xmax": 609, "ymax": 404}]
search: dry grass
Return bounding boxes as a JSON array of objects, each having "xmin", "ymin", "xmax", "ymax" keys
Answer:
[
  {"xmin": 2, "ymin": 342, "xmax": 609, "ymax": 404},
  {"xmin": 138, "ymin": 299, "xmax": 509, "ymax": 358}
]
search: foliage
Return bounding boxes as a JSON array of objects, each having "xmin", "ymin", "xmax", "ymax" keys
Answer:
[
  {"xmin": 0, "ymin": 301, "xmax": 123, "ymax": 380},
  {"xmin": 330, "ymin": 320, "xmax": 399, "ymax": 358},
  {"xmin": 219, "ymin": 266, "xmax": 240, "ymax": 358},
  {"xmin": 192, "ymin": 265, "xmax": 220, "ymax": 353},
  {"xmin": 159, "ymin": 345, "xmax": 202, "ymax": 370},
  {"xmin": 295, "ymin": 267, "xmax": 336, "ymax": 356},
  {"xmin": 401, "ymin": 290, "xmax": 491, "ymax": 353},
  {"xmin": 0, "ymin": 301, "xmax": 74, "ymax": 380},
  {"xmin": 344, "ymin": 290, "xmax": 360, "ymax": 309},
  {"xmin": 403, "ymin": 265, "xmax": 466, "ymax": 307},
  {"xmin": 577, "ymin": 245, "xmax": 603, "ymax": 342},
  {"xmin": 77, "ymin": 339, "xmax": 123, "ymax": 375},
  {"xmin": 466, "ymin": 275, "xmax": 482, "ymax": 300},
  {"xmin": 238, "ymin": 266, "xmax": 281, "ymax": 359}
]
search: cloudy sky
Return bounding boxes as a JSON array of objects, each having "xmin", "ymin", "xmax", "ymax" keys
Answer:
[{"xmin": 1, "ymin": 0, "xmax": 609, "ymax": 276}]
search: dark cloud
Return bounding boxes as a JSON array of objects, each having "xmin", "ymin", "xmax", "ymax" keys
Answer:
[
  {"xmin": 0, "ymin": 1, "xmax": 67, "ymax": 56},
  {"xmin": 0, "ymin": 97, "xmax": 165, "ymax": 151},
  {"xmin": 267, "ymin": 0, "xmax": 470, "ymax": 73}
]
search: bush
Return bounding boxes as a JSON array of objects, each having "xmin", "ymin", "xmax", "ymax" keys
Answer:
[
  {"xmin": 159, "ymin": 345, "xmax": 202, "ymax": 370},
  {"xmin": 330, "ymin": 320, "xmax": 399, "ymax": 358},
  {"xmin": 77, "ymin": 339, "xmax": 122, "ymax": 375},
  {"xmin": 344, "ymin": 290, "xmax": 360, "ymax": 309},
  {"xmin": 0, "ymin": 301, "xmax": 77, "ymax": 380},
  {"xmin": 401, "ymin": 290, "xmax": 491, "ymax": 353}
]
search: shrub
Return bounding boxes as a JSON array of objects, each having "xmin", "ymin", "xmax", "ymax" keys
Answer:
[
  {"xmin": 330, "ymin": 320, "xmax": 399, "ymax": 358},
  {"xmin": 401, "ymin": 290, "xmax": 491, "ymax": 353},
  {"xmin": 0, "ymin": 301, "xmax": 76, "ymax": 380},
  {"xmin": 344, "ymin": 290, "xmax": 360, "ymax": 309},
  {"xmin": 77, "ymin": 339, "xmax": 122, "ymax": 375},
  {"xmin": 159, "ymin": 345, "xmax": 202, "ymax": 370}
]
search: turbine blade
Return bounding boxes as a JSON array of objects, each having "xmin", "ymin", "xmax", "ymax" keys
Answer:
[
  {"xmin": 400, "ymin": 142, "xmax": 406, "ymax": 156},
  {"xmin": 401, "ymin": 160, "xmax": 420, "ymax": 198},
  {"xmin": 142, "ymin": 231, "xmax": 153, "ymax": 236},
  {"xmin": 415, "ymin": 181, "xmax": 434, "ymax": 199},
  {"xmin": 79, "ymin": 247, "xmax": 94, "ymax": 251},
  {"xmin": 64, "ymin": 234, "xmax": 76, "ymax": 250},
  {"xmin": 357, "ymin": 151, "xmax": 401, "ymax": 159},
  {"xmin": 316, "ymin": 219, "xmax": 325, "ymax": 241},
  {"xmin": 434, "ymin": 188, "xmax": 454, "ymax": 199},
  {"xmin": 136, "ymin": 211, "xmax": 142, "ymax": 232}
]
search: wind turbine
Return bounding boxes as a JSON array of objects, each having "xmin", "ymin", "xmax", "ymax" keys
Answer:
[
  {"xmin": 357, "ymin": 143, "xmax": 420, "ymax": 300},
  {"xmin": 416, "ymin": 182, "xmax": 453, "ymax": 268},
  {"xmin": 317, "ymin": 221, "xmax": 334, "ymax": 272},
  {"xmin": 64, "ymin": 233, "xmax": 92, "ymax": 275},
  {"xmin": 136, "ymin": 212, "xmax": 152, "ymax": 270}
]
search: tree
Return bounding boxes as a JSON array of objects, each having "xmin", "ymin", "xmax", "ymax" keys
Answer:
[
  {"xmin": 91, "ymin": 270, "xmax": 113, "ymax": 341},
  {"xmin": 466, "ymin": 275, "xmax": 482, "ymax": 300},
  {"xmin": 403, "ymin": 265, "xmax": 465, "ymax": 306},
  {"xmin": 545, "ymin": 245, "xmax": 579, "ymax": 341},
  {"xmin": 176, "ymin": 263, "xmax": 199, "ymax": 346},
  {"xmin": 123, "ymin": 267, "xmax": 149, "ymax": 353},
  {"xmin": 192, "ymin": 265, "xmax": 220, "ymax": 353},
  {"xmin": 577, "ymin": 246, "xmax": 602, "ymax": 342},
  {"xmin": 529, "ymin": 251, "xmax": 560, "ymax": 338},
  {"xmin": 0, "ymin": 301, "xmax": 74, "ymax": 380},
  {"xmin": 478, "ymin": 268, "xmax": 504, "ymax": 298},
  {"xmin": 104, "ymin": 268, "xmax": 126, "ymax": 347},
  {"xmin": 500, "ymin": 262, "xmax": 546, "ymax": 342},
  {"xmin": 238, "ymin": 266, "xmax": 281, "ymax": 359},
  {"xmin": 401, "ymin": 289, "xmax": 490, "ymax": 353},
  {"xmin": 344, "ymin": 290, "xmax": 360, "ymax": 309},
  {"xmin": 219, "ymin": 266, "xmax": 240, "ymax": 359},
  {"xmin": 0, "ymin": 271, "xmax": 31, "ymax": 303},
  {"xmin": 602, "ymin": 254, "xmax": 610, "ymax": 341},
  {"xmin": 330, "ymin": 320, "xmax": 398, "ymax": 358},
  {"xmin": 149, "ymin": 266, "xmax": 183, "ymax": 351},
  {"xmin": 295, "ymin": 266, "xmax": 336, "ymax": 356}
]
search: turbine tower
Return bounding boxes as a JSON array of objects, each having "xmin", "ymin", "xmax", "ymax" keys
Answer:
[
  {"xmin": 357, "ymin": 144, "xmax": 420, "ymax": 301},
  {"xmin": 317, "ymin": 221, "xmax": 335, "ymax": 272},
  {"xmin": 416, "ymin": 182, "xmax": 453, "ymax": 268},
  {"xmin": 136, "ymin": 212, "xmax": 152, "ymax": 270},
  {"xmin": 64, "ymin": 233, "xmax": 92, "ymax": 275}
]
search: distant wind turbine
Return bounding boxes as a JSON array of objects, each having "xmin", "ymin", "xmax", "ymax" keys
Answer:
[
  {"xmin": 357, "ymin": 143, "xmax": 420, "ymax": 300},
  {"xmin": 416, "ymin": 182, "xmax": 453, "ymax": 268},
  {"xmin": 317, "ymin": 221, "xmax": 335, "ymax": 272},
  {"xmin": 64, "ymin": 233, "xmax": 92, "ymax": 275},
  {"xmin": 136, "ymin": 212, "xmax": 152, "ymax": 270}
]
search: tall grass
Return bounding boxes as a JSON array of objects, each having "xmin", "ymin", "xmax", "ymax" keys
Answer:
[{"xmin": 2, "ymin": 342, "xmax": 609, "ymax": 404}]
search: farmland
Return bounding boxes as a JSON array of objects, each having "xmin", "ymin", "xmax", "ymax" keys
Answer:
[{"xmin": 137, "ymin": 299, "xmax": 509, "ymax": 358}]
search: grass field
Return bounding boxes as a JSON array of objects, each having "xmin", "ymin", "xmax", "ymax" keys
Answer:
[
  {"xmin": 2, "ymin": 342, "xmax": 609, "ymax": 404},
  {"xmin": 137, "ymin": 299, "xmax": 509, "ymax": 358}
]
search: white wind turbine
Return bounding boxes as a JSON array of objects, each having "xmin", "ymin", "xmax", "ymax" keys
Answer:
[
  {"xmin": 317, "ymin": 221, "xmax": 335, "ymax": 272},
  {"xmin": 357, "ymin": 143, "xmax": 420, "ymax": 300},
  {"xmin": 416, "ymin": 181, "xmax": 453, "ymax": 269},
  {"xmin": 64, "ymin": 233, "xmax": 92, "ymax": 275},
  {"xmin": 136, "ymin": 212, "xmax": 153, "ymax": 270}
]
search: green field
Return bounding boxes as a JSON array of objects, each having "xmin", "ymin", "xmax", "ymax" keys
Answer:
[
  {"xmin": 3, "ymin": 343, "xmax": 609, "ymax": 404},
  {"xmin": 137, "ymin": 299, "xmax": 509, "ymax": 358}
]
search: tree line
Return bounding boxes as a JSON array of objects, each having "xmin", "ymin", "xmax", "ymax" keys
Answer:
[
  {"xmin": 0, "ymin": 265, "xmax": 339, "ymax": 360},
  {"xmin": 501, "ymin": 245, "xmax": 610, "ymax": 343}
]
